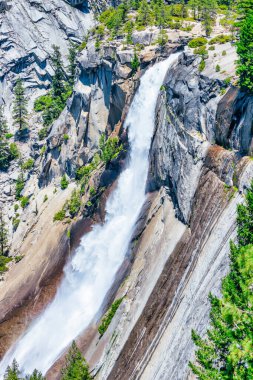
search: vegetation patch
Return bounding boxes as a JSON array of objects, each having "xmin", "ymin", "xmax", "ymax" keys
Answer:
[{"xmin": 98, "ymin": 298, "xmax": 124, "ymax": 336}]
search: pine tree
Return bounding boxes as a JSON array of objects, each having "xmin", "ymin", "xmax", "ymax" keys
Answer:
[
  {"xmin": 4, "ymin": 359, "xmax": 21, "ymax": 380},
  {"xmin": 137, "ymin": 0, "xmax": 152, "ymax": 27},
  {"xmin": 189, "ymin": 0, "xmax": 201, "ymax": 20},
  {"xmin": 200, "ymin": 0, "xmax": 217, "ymax": 36},
  {"xmin": 51, "ymin": 45, "xmax": 66, "ymax": 98},
  {"xmin": 237, "ymin": 0, "xmax": 253, "ymax": 17},
  {"xmin": 237, "ymin": 11, "xmax": 253, "ymax": 92},
  {"xmin": 67, "ymin": 43, "xmax": 78, "ymax": 87},
  {"xmin": 189, "ymin": 182, "xmax": 253, "ymax": 379},
  {"xmin": 0, "ymin": 107, "xmax": 10, "ymax": 170},
  {"xmin": 13, "ymin": 79, "xmax": 28, "ymax": 131},
  {"xmin": 0, "ymin": 208, "xmax": 8, "ymax": 256},
  {"xmin": 25, "ymin": 369, "xmax": 45, "ymax": 380},
  {"xmin": 61, "ymin": 341, "xmax": 91, "ymax": 380}
]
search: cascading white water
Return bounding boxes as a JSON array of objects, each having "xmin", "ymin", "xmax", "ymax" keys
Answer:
[{"xmin": 0, "ymin": 53, "xmax": 179, "ymax": 377}]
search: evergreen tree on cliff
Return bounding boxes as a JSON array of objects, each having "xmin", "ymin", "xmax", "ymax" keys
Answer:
[
  {"xmin": 0, "ymin": 208, "xmax": 9, "ymax": 256},
  {"xmin": 51, "ymin": 45, "xmax": 66, "ymax": 98},
  {"xmin": 61, "ymin": 341, "xmax": 91, "ymax": 380},
  {"xmin": 189, "ymin": 182, "xmax": 253, "ymax": 379},
  {"xmin": 13, "ymin": 79, "xmax": 28, "ymax": 131},
  {"xmin": 0, "ymin": 106, "xmax": 10, "ymax": 170},
  {"xmin": 237, "ymin": 2, "xmax": 253, "ymax": 92}
]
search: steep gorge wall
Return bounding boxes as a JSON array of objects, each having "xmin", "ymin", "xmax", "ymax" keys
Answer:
[{"xmin": 89, "ymin": 53, "xmax": 253, "ymax": 380}]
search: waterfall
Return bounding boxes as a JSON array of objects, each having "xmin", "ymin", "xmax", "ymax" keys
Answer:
[{"xmin": 0, "ymin": 53, "xmax": 179, "ymax": 377}]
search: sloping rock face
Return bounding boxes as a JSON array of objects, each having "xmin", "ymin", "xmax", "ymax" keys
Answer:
[
  {"xmin": 0, "ymin": 0, "xmax": 93, "ymax": 123},
  {"xmin": 88, "ymin": 53, "xmax": 253, "ymax": 380}
]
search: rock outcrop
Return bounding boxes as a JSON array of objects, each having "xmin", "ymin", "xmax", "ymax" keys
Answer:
[
  {"xmin": 0, "ymin": 0, "xmax": 93, "ymax": 124},
  {"xmin": 82, "ymin": 53, "xmax": 253, "ymax": 380}
]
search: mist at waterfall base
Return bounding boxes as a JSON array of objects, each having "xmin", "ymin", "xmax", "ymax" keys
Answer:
[{"xmin": 0, "ymin": 53, "xmax": 179, "ymax": 377}]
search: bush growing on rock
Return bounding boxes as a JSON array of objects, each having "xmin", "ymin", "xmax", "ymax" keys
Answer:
[
  {"xmin": 21, "ymin": 158, "xmax": 34, "ymax": 171},
  {"xmin": 61, "ymin": 174, "xmax": 69, "ymax": 190},
  {"xmin": 99, "ymin": 134, "xmax": 123, "ymax": 164},
  {"xmin": 193, "ymin": 46, "xmax": 208, "ymax": 57},
  {"xmin": 20, "ymin": 196, "xmax": 29, "ymax": 209},
  {"xmin": 15, "ymin": 173, "xmax": 25, "ymax": 199},
  {"xmin": 53, "ymin": 209, "xmax": 66, "ymax": 222},
  {"xmin": 209, "ymin": 34, "xmax": 231, "ymax": 45},
  {"xmin": 98, "ymin": 298, "xmax": 124, "ymax": 336},
  {"xmin": 199, "ymin": 59, "xmax": 206, "ymax": 72},
  {"xmin": 188, "ymin": 37, "xmax": 208, "ymax": 48}
]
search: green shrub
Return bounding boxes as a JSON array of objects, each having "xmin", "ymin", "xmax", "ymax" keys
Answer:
[
  {"xmin": 20, "ymin": 196, "xmax": 29, "ymax": 208},
  {"xmin": 21, "ymin": 158, "xmax": 34, "ymax": 171},
  {"xmin": 222, "ymin": 50, "xmax": 227, "ymax": 56},
  {"xmin": 0, "ymin": 255, "xmax": 11, "ymax": 273},
  {"xmin": 14, "ymin": 255, "xmax": 24, "ymax": 263},
  {"xmin": 34, "ymin": 94, "xmax": 53, "ymax": 112},
  {"xmin": 43, "ymin": 194, "xmax": 48, "ymax": 203},
  {"xmin": 209, "ymin": 34, "xmax": 231, "ymax": 45},
  {"xmin": 224, "ymin": 77, "xmax": 232, "ymax": 86},
  {"xmin": 5, "ymin": 133, "xmax": 13, "ymax": 139},
  {"xmin": 20, "ymin": 196, "xmax": 29, "ymax": 209},
  {"xmin": 60, "ymin": 174, "xmax": 69, "ymax": 190},
  {"xmin": 9, "ymin": 143, "xmax": 19, "ymax": 159},
  {"xmin": 216, "ymin": 64, "xmax": 221, "ymax": 72},
  {"xmin": 188, "ymin": 37, "xmax": 208, "ymax": 48},
  {"xmin": 40, "ymin": 146, "xmax": 46, "ymax": 156},
  {"xmin": 68, "ymin": 190, "xmax": 81, "ymax": 217},
  {"xmin": 38, "ymin": 127, "xmax": 48, "ymax": 140},
  {"xmin": 76, "ymin": 164, "xmax": 94, "ymax": 181},
  {"xmin": 99, "ymin": 134, "xmax": 123, "ymax": 164},
  {"xmin": 89, "ymin": 187, "xmax": 96, "ymax": 197},
  {"xmin": 15, "ymin": 174, "xmax": 25, "ymax": 199},
  {"xmin": 12, "ymin": 215, "xmax": 20, "ymax": 231},
  {"xmin": 14, "ymin": 204, "xmax": 19, "ymax": 212},
  {"xmin": 193, "ymin": 46, "xmax": 208, "ymax": 57},
  {"xmin": 208, "ymin": 46, "xmax": 215, "ymax": 51},
  {"xmin": 53, "ymin": 209, "xmax": 66, "ymax": 222},
  {"xmin": 78, "ymin": 41, "xmax": 87, "ymax": 52},
  {"xmin": 199, "ymin": 59, "xmax": 206, "ymax": 72},
  {"xmin": 98, "ymin": 298, "xmax": 123, "ymax": 336},
  {"xmin": 63, "ymin": 134, "xmax": 69, "ymax": 142}
]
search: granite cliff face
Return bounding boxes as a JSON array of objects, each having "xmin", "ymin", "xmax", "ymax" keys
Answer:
[
  {"xmin": 83, "ymin": 53, "xmax": 253, "ymax": 380},
  {"xmin": 0, "ymin": 0, "xmax": 93, "ymax": 122},
  {"xmin": 0, "ymin": 2, "xmax": 253, "ymax": 380}
]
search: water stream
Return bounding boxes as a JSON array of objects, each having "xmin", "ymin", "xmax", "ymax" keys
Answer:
[{"xmin": 0, "ymin": 53, "xmax": 179, "ymax": 377}]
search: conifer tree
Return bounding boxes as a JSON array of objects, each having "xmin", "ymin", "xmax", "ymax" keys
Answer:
[
  {"xmin": 13, "ymin": 79, "xmax": 28, "ymax": 131},
  {"xmin": 67, "ymin": 43, "xmax": 78, "ymax": 87},
  {"xmin": 4, "ymin": 359, "xmax": 20, "ymax": 380},
  {"xmin": 237, "ymin": 10, "xmax": 253, "ymax": 92},
  {"xmin": 0, "ymin": 208, "xmax": 8, "ymax": 256},
  {"xmin": 25, "ymin": 369, "xmax": 45, "ymax": 380},
  {"xmin": 137, "ymin": 0, "xmax": 152, "ymax": 26},
  {"xmin": 189, "ymin": 182, "xmax": 253, "ymax": 379},
  {"xmin": 61, "ymin": 341, "xmax": 91, "ymax": 380},
  {"xmin": 0, "ymin": 107, "xmax": 10, "ymax": 170},
  {"xmin": 51, "ymin": 45, "xmax": 66, "ymax": 98},
  {"xmin": 200, "ymin": 0, "xmax": 217, "ymax": 36}
]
